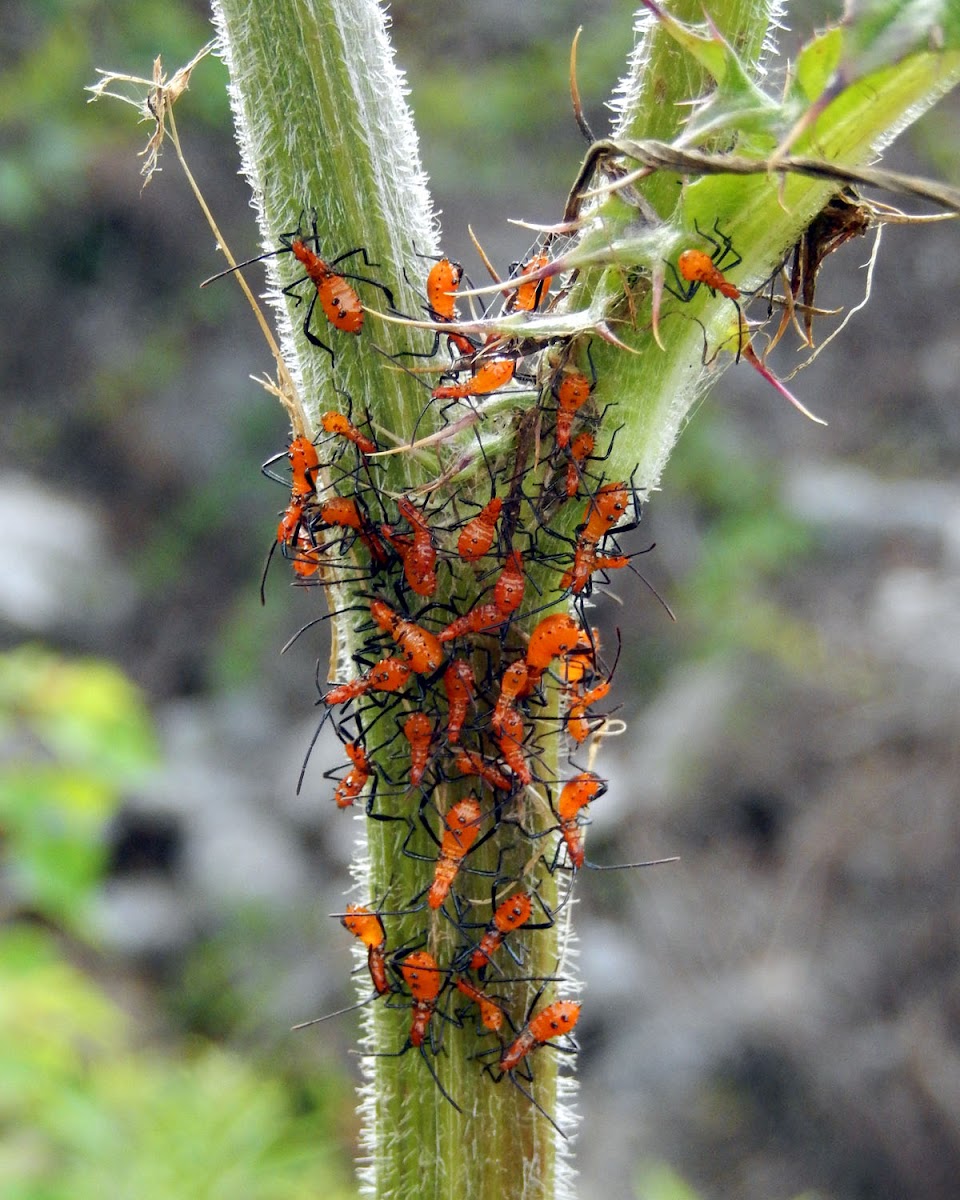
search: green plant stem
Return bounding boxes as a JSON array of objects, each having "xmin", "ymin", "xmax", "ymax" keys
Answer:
[
  {"xmin": 211, "ymin": 2, "xmax": 570, "ymax": 1198},
  {"xmin": 561, "ymin": 4, "xmax": 960, "ymax": 500}
]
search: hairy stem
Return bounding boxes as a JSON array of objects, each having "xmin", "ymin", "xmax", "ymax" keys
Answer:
[{"xmin": 211, "ymin": 2, "xmax": 570, "ymax": 1197}]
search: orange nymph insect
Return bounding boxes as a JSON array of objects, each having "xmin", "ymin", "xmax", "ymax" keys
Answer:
[
  {"xmin": 333, "ymin": 742, "xmax": 372, "ymax": 808},
  {"xmin": 668, "ymin": 219, "xmax": 742, "ymax": 303},
  {"xmin": 369, "ymin": 600, "xmax": 444, "ymax": 674},
  {"xmin": 341, "ymin": 904, "xmax": 390, "ymax": 996},
  {"xmin": 320, "ymin": 410, "xmax": 377, "ymax": 456},
  {"xmin": 432, "ymin": 356, "xmax": 515, "ymax": 401},
  {"xmin": 457, "ymin": 496, "xmax": 502, "ymax": 562},
  {"xmin": 428, "ymin": 796, "xmax": 483, "ymax": 909},
  {"xmin": 201, "ymin": 211, "xmax": 397, "ymax": 362},
  {"xmin": 468, "ymin": 892, "xmax": 534, "ymax": 971},
  {"xmin": 403, "ymin": 712, "xmax": 434, "ymax": 788},
  {"xmin": 499, "ymin": 999, "xmax": 581, "ymax": 1074}
]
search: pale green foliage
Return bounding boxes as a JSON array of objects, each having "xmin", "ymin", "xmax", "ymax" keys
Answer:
[
  {"xmin": 0, "ymin": 646, "xmax": 157, "ymax": 935},
  {"xmin": 634, "ymin": 1162, "xmax": 704, "ymax": 1200},
  {"xmin": 0, "ymin": 925, "xmax": 355, "ymax": 1200},
  {"xmin": 0, "ymin": 647, "xmax": 355, "ymax": 1199},
  {"xmin": 634, "ymin": 1160, "xmax": 821, "ymax": 1200},
  {"xmin": 561, "ymin": 2, "xmax": 960, "ymax": 497}
]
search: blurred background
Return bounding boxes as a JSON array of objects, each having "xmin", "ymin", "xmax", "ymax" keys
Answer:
[{"xmin": 2, "ymin": 2, "xmax": 960, "ymax": 1197}]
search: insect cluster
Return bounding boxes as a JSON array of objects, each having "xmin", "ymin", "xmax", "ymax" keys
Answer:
[
  {"xmin": 227, "ymin": 212, "xmax": 696, "ymax": 1134},
  {"xmin": 91, "ymin": 8, "xmax": 960, "ymax": 1170}
]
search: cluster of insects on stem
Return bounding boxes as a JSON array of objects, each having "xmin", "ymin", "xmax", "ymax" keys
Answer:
[{"xmin": 87, "ymin": 19, "xmax": 960, "ymax": 1142}]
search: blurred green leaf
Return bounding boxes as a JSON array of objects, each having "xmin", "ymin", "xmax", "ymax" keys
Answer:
[
  {"xmin": 0, "ymin": 646, "xmax": 157, "ymax": 779},
  {"xmin": 793, "ymin": 26, "xmax": 844, "ymax": 105},
  {"xmin": 0, "ymin": 927, "xmax": 356, "ymax": 1200},
  {"xmin": 0, "ymin": 926, "xmax": 125, "ymax": 1117},
  {"xmin": 3, "ymin": 768, "xmax": 111, "ymax": 921},
  {"xmin": 640, "ymin": 3, "xmax": 733, "ymax": 82},
  {"xmin": 58, "ymin": 1051, "xmax": 354, "ymax": 1200},
  {"xmin": 844, "ymin": 0, "xmax": 960, "ymax": 75},
  {"xmin": 634, "ymin": 1161, "xmax": 702, "ymax": 1200},
  {"xmin": 0, "ymin": 647, "xmax": 158, "ymax": 932},
  {"xmin": 667, "ymin": 416, "xmax": 817, "ymax": 664}
]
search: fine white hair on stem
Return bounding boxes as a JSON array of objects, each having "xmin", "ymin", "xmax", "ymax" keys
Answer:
[
  {"xmin": 607, "ymin": 6, "xmax": 658, "ymax": 135},
  {"xmin": 210, "ymin": 0, "xmax": 440, "ymax": 442}
]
